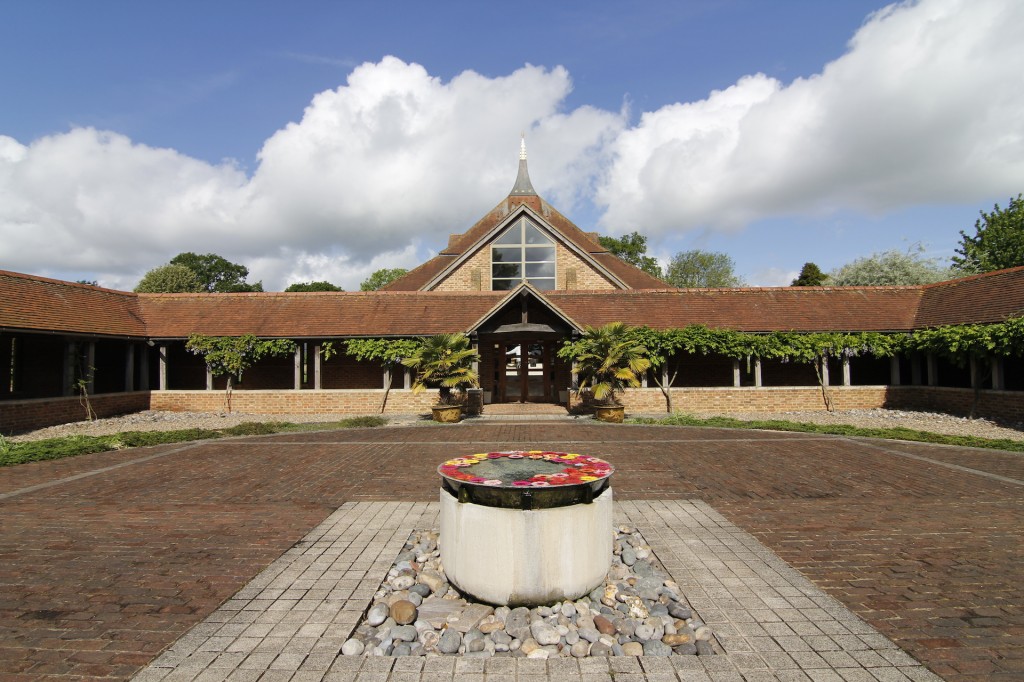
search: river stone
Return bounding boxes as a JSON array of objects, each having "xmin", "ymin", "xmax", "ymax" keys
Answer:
[
  {"xmin": 561, "ymin": 602, "xmax": 577, "ymax": 619},
  {"xmin": 643, "ymin": 640, "xmax": 673, "ymax": 656},
  {"xmin": 366, "ymin": 603, "xmax": 389, "ymax": 627},
  {"xmin": 409, "ymin": 583, "xmax": 431, "ymax": 598},
  {"xmin": 696, "ymin": 640, "xmax": 715, "ymax": 656},
  {"xmin": 391, "ymin": 600, "xmax": 417, "ymax": 625},
  {"xmin": 593, "ymin": 615, "xmax": 616, "ymax": 636},
  {"xmin": 662, "ymin": 632, "xmax": 691, "ymax": 646},
  {"xmin": 520, "ymin": 638, "xmax": 541, "ymax": 656},
  {"xmin": 695, "ymin": 625, "xmax": 713, "ymax": 641},
  {"xmin": 391, "ymin": 625, "xmax": 418, "ymax": 642},
  {"xmin": 621, "ymin": 642, "xmax": 643, "ymax": 656},
  {"xmin": 419, "ymin": 630, "xmax": 439, "ymax": 651},
  {"xmin": 673, "ymin": 642, "xmax": 698, "ymax": 655},
  {"xmin": 505, "ymin": 607, "xmax": 531, "ymax": 641},
  {"xmin": 437, "ymin": 629, "xmax": 461, "ymax": 654},
  {"xmin": 416, "ymin": 597, "xmax": 465, "ymax": 629},
  {"xmin": 527, "ymin": 649, "xmax": 550, "ymax": 659},
  {"xmin": 391, "ymin": 574, "xmax": 416, "ymax": 590},
  {"xmin": 491, "ymin": 629, "xmax": 512, "ymax": 645},
  {"xmin": 634, "ymin": 623, "xmax": 657, "ymax": 641},
  {"xmin": 571, "ymin": 640, "xmax": 591, "ymax": 657},
  {"xmin": 633, "ymin": 561, "xmax": 654, "ymax": 577},
  {"xmin": 341, "ymin": 638, "xmax": 364, "ymax": 656},
  {"xmin": 392, "ymin": 642, "xmax": 412, "ymax": 656},
  {"xmin": 530, "ymin": 622, "xmax": 561, "ymax": 646},
  {"xmin": 668, "ymin": 602, "xmax": 692, "ymax": 620},
  {"xmin": 478, "ymin": 615, "xmax": 504, "ymax": 634},
  {"xmin": 418, "ymin": 570, "xmax": 446, "ymax": 593},
  {"xmin": 611, "ymin": 643, "xmax": 624, "ymax": 656},
  {"xmin": 589, "ymin": 640, "xmax": 612, "ymax": 656},
  {"xmin": 620, "ymin": 547, "xmax": 637, "ymax": 566},
  {"xmin": 564, "ymin": 629, "xmax": 579, "ymax": 645},
  {"xmin": 579, "ymin": 627, "xmax": 601, "ymax": 643}
]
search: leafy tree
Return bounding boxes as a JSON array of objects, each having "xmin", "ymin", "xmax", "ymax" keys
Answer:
[
  {"xmin": 170, "ymin": 252, "xmax": 263, "ymax": 292},
  {"xmin": 557, "ymin": 322, "xmax": 651, "ymax": 407},
  {"xmin": 134, "ymin": 264, "xmax": 204, "ymax": 293},
  {"xmin": 345, "ymin": 337, "xmax": 423, "ymax": 412},
  {"xmin": 360, "ymin": 268, "xmax": 409, "ymax": 291},
  {"xmin": 791, "ymin": 262, "xmax": 827, "ymax": 286},
  {"xmin": 185, "ymin": 334, "xmax": 296, "ymax": 412},
  {"xmin": 828, "ymin": 246, "xmax": 952, "ymax": 286},
  {"xmin": 284, "ymin": 281, "xmax": 343, "ymax": 292},
  {"xmin": 598, "ymin": 232, "xmax": 663, "ymax": 279},
  {"xmin": 952, "ymin": 194, "xmax": 1024, "ymax": 274},
  {"xmin": 665, "ymin": 250, "xmax": 743, "ymax": 288},
  {"xmin": 402, "ymin": 333, "xmax": 480, "ymax": 407}
]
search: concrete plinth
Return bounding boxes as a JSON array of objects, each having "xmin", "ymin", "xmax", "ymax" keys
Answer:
[{"xmin": 439, "ymin": 486, "xmax": 613, "ymax": 606}]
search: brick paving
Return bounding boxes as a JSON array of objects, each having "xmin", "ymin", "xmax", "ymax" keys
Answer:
[{"xmin": 0, "ymin": 422, "xmax": 1021, "ymax": 680}]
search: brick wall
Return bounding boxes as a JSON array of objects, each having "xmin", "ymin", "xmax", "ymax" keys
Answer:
[
  {"xmin": 886, "ymin": 386, "xmax": 1024, "ymax": 423},
  {"xmin": 0, "ymin": 392, "xmax": 151, "ymax": 435},
  {"xmin": 604, "ymin": 385, "xmax": 891, "ymax": 414},
  {"xmin": 149, "ymin": 389, "xmax": 438, "ymax": 415}
]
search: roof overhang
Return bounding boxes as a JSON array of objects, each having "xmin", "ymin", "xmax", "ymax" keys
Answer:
[{"xmin": 467, "ymin": 283, "xmax": 583, "ymax": 337}]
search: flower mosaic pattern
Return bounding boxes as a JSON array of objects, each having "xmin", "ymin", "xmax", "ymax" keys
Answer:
[{"xmin": 438, "ymin": 450, "xmax": 613, "ymax": 488}]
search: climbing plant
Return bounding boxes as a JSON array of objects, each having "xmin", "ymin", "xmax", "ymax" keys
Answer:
[
  {"xmin": 185, "ymin": 334, "xmax": 297, "ymax": 412},
  {"xmin": 344, "ymin": 338, "xmax": 424, "ymax": 412}
]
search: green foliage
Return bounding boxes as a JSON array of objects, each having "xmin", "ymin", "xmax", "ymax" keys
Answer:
[
  {"xmin": 558, "ymin": 322, "xmax": 651, "ymax": 406},
  {"xmin": 134, "ymin": 263, "xmax": 204, "ymax": 293},
  {"xmin": 665, "ymin": 250, "xmax": 743, "ymax": 288},
  {"xmin": 791, "ymin": 262, "xmax": 827, "ymax": 286},
  {"xmin": 344, "ymin": 338, "xmax": 423, "ymax": 364},
  {"xmin": 170, "ymin": 252, "xmax": 263, "ymax": 292},
  {"xmin": 186, "ymin": 334, "xmax": 297, "ymax": 384},
  {"xmin": 827, "ymin": 246, "xmax": 952, "ymax": 286},
  {"xmin": 360, "ymin": 268, "xmax": 409, "ymax": 291},
  {"xmin": 598, "ymin": 232, "xmax": 663, "ymax": 279},
  {"xmin": 402, "ymin": 334, "xmax": 480, "ymax": 406},
  {"xmin": 284, "ymin": 281, "xmax": 343, "ymax": 292},
  {"xmin": 628, "ymin": 413, "xmax": 1024, "ymax": 453},
  {"xmin": 905, "ymin": 317, "xmax": 1024, "ymax": 364},
  {"xmin": 221, "ymin": 421, "xmax": 291, "ymax": 436},
  {"xmin": 953, "ymin": 194, "xmax": 1024, "ymax": 274}
]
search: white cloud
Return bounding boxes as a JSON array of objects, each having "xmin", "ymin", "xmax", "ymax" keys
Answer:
[
  {"xmin": 596, "ymin": 0, "xmax": 1024, "ymax": 237},
  {"xmin": 0, "ymin": 57, "xmax": 623, "ymax": 290}
]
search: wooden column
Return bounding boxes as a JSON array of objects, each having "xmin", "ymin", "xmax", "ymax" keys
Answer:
[
  {"xmin": 205, "ymin": 366, "xmax": 213, "ymax": 390},
  {"xmin": 294, "ymin": 346, "xmax": 302, "ymax": 390},
  {"xmin": 85, "ymin": 341, "xmax": 96, "ymax": 394},
  {"xmin": 911, "ymin": 354, "xmax": 922, "ymax": 385},
  {"xmin": 992, "ymin": 357, "xmax": 1005, "ymax": 390},
  {"xmin": 820, "ymin": 358, "xmax": 830, "ymax": 387},
  {"xmin": 314, "ymin": 344, "xmax": 322, "ymax": 389},
  {"xmin": 842, "ymin": 356, "xmax": 851, "ymax": 386},
  {"xmin": 383, "ymin": 367, "xmax": 391, "ymax": 390},
  {"xmin": 125, "ymin": 343, "xmax": 135, "ymax": 392},
  {"xmin": 63, "ymin": 340, "xmax": 76, "ymax": 396},
  {"xmin": 139, "ymin": 345, "xmax": 150, "ymax": 390},
  {"xmin": 890, "ymin": 356, "xmax": 901, "ymax": 386},
  {"xmin": 754, "ymin": 357, "xmax": 762, "ymax": 387},
  {"xmin": 926, "ymin": 353, "xmax": 938, "ymax": 386},
  {"xmin": 158, "ymin": 345, "xmax": 168, "ymax": 391},
  {"xmin": 732, "ymin": 359, "xmax": 741, "ymax": 387}
]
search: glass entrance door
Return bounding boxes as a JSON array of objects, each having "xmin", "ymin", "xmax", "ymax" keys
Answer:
[{"xmin": 498, "ymin": 341, "xmax": 553, "ymax": 402}]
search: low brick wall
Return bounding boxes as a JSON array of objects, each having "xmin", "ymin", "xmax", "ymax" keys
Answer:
[
  {"xmin": 148, "ymin": 389, "xmax": 439, "ymax": 416},
  {"xmin": 0, "ymin": 392, "xmax": 151, "ymax": 435},
  {"xmin": 611, "ymin": 386, "xmax": 890, "ymax": 414}
]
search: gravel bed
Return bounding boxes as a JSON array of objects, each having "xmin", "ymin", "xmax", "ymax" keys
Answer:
[
  {"xmin": 8, "ymin": 407, "xmax": 1023, "ymax": 443},
  {"xmin": 343, "ymin": 526, "xmax": 714, "ymax": 659}
]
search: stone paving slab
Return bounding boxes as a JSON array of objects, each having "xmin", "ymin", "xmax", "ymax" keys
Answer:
[{"xmin": 133, "ymin": 500, "xmax": 941, "ymax": 682}]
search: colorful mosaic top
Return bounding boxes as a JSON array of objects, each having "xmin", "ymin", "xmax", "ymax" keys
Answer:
[{"xmin": 438, "ymin": 451, "xmax": 614, "ymax": 488}]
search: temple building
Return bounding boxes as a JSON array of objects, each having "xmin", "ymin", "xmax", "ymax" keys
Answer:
[{"xmin": 2, "ymin": 143, "xmax": 1023, "ymax": 433}]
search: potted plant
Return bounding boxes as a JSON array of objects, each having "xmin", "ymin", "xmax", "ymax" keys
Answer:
[
  {"xmin": 403, "ymin": 333, "xmax": 481, "ymax": 422},
  {"xmin": 559, "ymin": 322, "xmax": 651, "ymax": 423}
]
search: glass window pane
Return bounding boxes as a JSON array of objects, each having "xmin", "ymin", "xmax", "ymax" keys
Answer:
[
  {"xmin": 524, "ymin": 246, "xmax": 555, "ymax": 262},
  {"xmin": 492, "ymin": 263, "xmax": 521, "ymax": 278},
  {"xmin": 524, "ymin": 222, "xmax": 550, "ymax": 244},
  {"xmin": 492, "ymin": 279, "xmax": 518, "ymax": 290},
  {"xmin": 527, "ymin": 277, "xmax": 556, "ymax": 291},
  {"xmin": 526, "ymin": 262, "xmax": 555, "ymax": 278},
  {"xmin": 492, "ymin": 247, "xmax": 521, "ymax": 263},
  {"xmin": 494, "ymin": 221, "xmax": 522, "ymax": 244}
]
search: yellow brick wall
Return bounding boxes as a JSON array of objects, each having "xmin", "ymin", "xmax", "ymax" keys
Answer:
[{"xmin": 433, "ymin": 242, "xmax": 617, "ymax": 291}]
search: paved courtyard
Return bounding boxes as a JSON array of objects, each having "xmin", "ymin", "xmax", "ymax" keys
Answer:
[{"xmin": 0, "ymin": 421, "xmax": 1022, "ymax": 681}]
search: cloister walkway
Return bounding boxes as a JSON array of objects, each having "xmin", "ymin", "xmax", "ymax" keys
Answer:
[{"xmin": 0, "ymin": 421, "xmax": 1021, "ymax": 680}]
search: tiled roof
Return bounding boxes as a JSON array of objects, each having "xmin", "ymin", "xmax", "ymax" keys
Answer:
[
  {"xmin": 916, "ymin": 266, "xmax": 1024, "ymax": 327},
  {"xmin": 137, "ymin": 291, "xmax": 507, "ymax": 338},
  {"xmin": 0, "ymin": 270, "xmax": 146, "ymax": 336},
  {"xmin": 547, "ymin": 287, "xmax": 923, "ymax": 332},
  {"xmin": 383, "ymin": 196, "xmax": 668, "ymax": 291}
]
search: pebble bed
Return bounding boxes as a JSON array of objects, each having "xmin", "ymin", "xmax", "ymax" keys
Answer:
[{"xmin": 340, "ymin": 526, "xmax": 715, "ymax": 659}]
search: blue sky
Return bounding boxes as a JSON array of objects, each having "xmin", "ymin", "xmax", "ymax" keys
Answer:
[{"xmin": 1, "ymin": 0, "xmax": 1021, "ymax": 290}]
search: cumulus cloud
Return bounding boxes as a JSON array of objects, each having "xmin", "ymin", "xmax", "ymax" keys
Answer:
[
  {"xmin": 0, "ymin": 58, "xmax": 623, "ymax": 290},
  {"xmin": 596, "ymin": 0, "xmax": 1024, "ymax": 236}
]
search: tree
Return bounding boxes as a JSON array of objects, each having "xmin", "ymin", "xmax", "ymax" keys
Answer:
[
  {"xmin": 169, "ymin": 252, "xmax": 263, "ymax": 292},
  {"xmin": 598, "ymin": 232, "xmax": 663, "ymax": 279},
  {"xmin": 185, "ymin": 334, "xmax": 296, "ymax": 412},
  {"xmin": 557, "ymin": 322, "xmax": 651, "ymax": 408},
  {"xmin": 402, "ymin": 333, "xmax": 480, "ymax": 407},
  {"xmin": 665, "ymin": 250, "xmax": 743, "ymax": 288},
  {"xmin": 75, "ymin": 279, "xmax": 99, "ymax": 286},
  {"xmin": 284, "ymin": 281, "xmax": 343, "ymax": 292},
  {"xmin": 952, "ymin": 194, "xmax": 1024, "ymax": 274},
  {"xmin": 134, "ymin": 264, "xmax": 204, "ymax": 293},
  {"xmin": 828, "ymin": 246, "xmax": 952, "ymax": 286},
  {"xmin": 360, "ymin": 268, "xmax": 409, "ymax": 291},
  {"xmin": 791, "ymin": 262, "xmax": 827, "ymax": 286}
]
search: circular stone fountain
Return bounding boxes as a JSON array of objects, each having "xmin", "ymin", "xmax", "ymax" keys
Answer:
[{"xmin": 438, "ymin": 450, "xmax": 614, "ymax": 606}]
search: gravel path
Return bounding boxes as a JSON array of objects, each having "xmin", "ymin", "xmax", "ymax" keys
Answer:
[{"xmin": 8, "ymin": 407, "xmax": 1023, "ymax": 443}]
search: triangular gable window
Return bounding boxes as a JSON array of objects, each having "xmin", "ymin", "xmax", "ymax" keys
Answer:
[{"xmin": 492, "ymin": 217, "xmax": 556, "ymax": 291}]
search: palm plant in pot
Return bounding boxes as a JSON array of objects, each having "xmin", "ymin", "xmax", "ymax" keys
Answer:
[
  {"xmin": 560, "ymin": 322, "xmax": 651, "ymax": 423},
  {"xmin": 403, "ymin": 333, "xmax": 481, "ymax": 422}
]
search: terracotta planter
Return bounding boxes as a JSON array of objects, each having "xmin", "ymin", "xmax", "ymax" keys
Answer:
[
  {"xmin": 594, "ymin": 405, "xmax": 624, "ymax": 423},
  {"xmin": 432, "ymin": 405, "xmax": 463, "ymax": 423}
]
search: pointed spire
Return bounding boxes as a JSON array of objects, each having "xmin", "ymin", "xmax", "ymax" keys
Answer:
[{"xmin": 510, "ymin": 133, "xmax": 537, "ymax": 196}]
